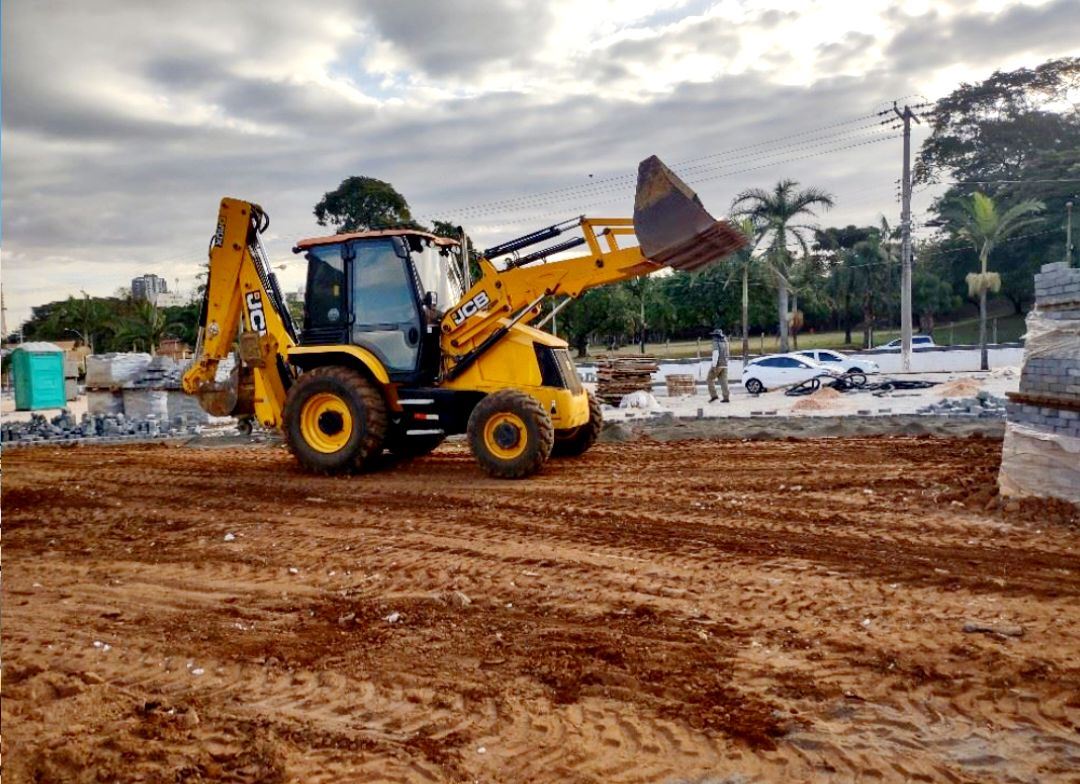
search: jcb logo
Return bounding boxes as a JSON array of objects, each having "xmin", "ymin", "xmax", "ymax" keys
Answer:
[
  {"xmin": 245, "ymin": 291, "xmax": 268, "ymax": 336},
  {"xmin": 212, "ymin": 219, "xmax": 226, "ymax": 248},
  {"xmin": 451, "ymin": 291, "xmax": 490, "ymax": 326}
]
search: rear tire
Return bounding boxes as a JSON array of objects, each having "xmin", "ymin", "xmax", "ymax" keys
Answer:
[
  {"xmin": 467, "ymin": 389, "xmax": 554, "ymax": 478},
  {"xmin": 551, "ymin": 392, "xmax": 602, "ymax": 457},
  {"xmin": 283, "ymin": 366, "xmax": 387, "ymax": 474}
]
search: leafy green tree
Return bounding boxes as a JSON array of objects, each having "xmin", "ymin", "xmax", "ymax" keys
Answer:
[
  {"xmin": 559, "ymin": 286, "xmax": 635, "ymax": 357},
  {"xmin": 314, "ymin": 176, "xmax": 417, "ymax": 232},
  {"xmin": 912, "ymin": 266, "xmax": 960, "ymax": 335},
  {"xmin": 815, "ymin": 225, "xmax": 875, "ymax": 345},
  {"xmin": 732, "ymin": 180, "xmax": 835, "ymax": 352},
  {"xmin": 111, "ymin": 300, "xmax": 185, "ymax": 354},
  {"xmin": 919, "ymin": 57, "xmax": 1078, "ymax": 314},
  {"xmin": 945, "ymin": 192, "xmax": 1044, "ymax": 369},
  {"xmin": 44, "ymin": 293, "xmax": 113, "ymax": 352}
]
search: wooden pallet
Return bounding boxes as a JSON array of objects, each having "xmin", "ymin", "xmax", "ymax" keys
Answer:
[
  {"xmin": 595, "ymin": 355, "xmax": 659, "ymax": 405},
  {"xmin": 665, "ymin": 373, "xmax": 697, "ymax": 397}
]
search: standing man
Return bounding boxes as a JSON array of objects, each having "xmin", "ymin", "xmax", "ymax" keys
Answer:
[{"xmin": 707, "ymin": 328, "xmax": 730, "ymax": 403}]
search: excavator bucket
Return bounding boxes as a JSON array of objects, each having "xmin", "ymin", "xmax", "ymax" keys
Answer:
[{"xmin": 634, "ymin": 155, "xmax": 747, "ymax": 272}]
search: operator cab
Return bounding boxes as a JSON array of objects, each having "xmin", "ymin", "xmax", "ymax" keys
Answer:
[{"xmin": 293, "ymin": 229, "xmax": 464, "ymax": 384}]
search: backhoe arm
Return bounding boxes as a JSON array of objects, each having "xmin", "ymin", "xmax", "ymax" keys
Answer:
[{"xmin": 182, "ymin": 198, "xmax": 297, "ymax": 429}]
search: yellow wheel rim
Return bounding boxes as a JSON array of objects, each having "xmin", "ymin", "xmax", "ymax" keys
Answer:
[
  {"xmin": 483, "ymin": 412, "xmax": 528, "ymax": 460},
  {"xmin": 300, "ymin": 392, "xmax": 353, "ymax": 454}
]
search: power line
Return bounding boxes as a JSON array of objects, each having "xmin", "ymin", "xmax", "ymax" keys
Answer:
[{"xmin": 421, "ymin": 111, "xmax": 895, "ymax": 221}]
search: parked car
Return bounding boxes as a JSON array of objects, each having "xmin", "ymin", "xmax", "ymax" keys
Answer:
[
  {"xmin": 741, "ymin": 353, "xmax": 839, "ymax": 394},
  {"xmin": 796, "ymin": 349, "xmax": 879, "ymax": 375},
  {"xmin": 881, "ymin": 335, "xmax": 936, "ymax": 350}
]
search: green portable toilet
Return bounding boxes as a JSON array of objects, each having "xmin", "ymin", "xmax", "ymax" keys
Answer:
[{"xmin": 12, "ymin": 342, "xmax": 67, "ymax": 411}]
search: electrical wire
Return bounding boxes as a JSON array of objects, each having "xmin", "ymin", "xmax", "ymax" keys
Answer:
[{"xmin": 421, "ymin": 111, "xmax": 897, "ymax": 221}]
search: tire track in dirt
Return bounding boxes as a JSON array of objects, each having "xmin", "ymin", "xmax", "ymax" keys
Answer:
[{"xmin": 3, "ymin": 437, "xmax": 1078, "ymax": 783}]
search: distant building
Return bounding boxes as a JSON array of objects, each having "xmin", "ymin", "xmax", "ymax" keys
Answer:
[{"xmin": 131, "ymin": 274, "xmax": 169, "ymax": 303}]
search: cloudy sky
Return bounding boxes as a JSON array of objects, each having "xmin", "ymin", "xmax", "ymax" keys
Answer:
[{"xmin": 3, "ymin": 0, "xmax": 1078, "ymax": 327}]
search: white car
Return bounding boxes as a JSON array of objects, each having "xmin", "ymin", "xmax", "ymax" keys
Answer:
[
  {"xmin": 796, "ymin": 349, "xmax": 879, "ymax": 375},
  {"xmin": 741, "ymin": 353, "xmax": 840, "ymax": 394},
  {"xmin": 881, "ymin": 335, "xmax": 936, "ymax": 350}
]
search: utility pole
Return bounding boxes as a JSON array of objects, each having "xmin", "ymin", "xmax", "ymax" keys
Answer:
[
  {"xmin": 1066, "ymin": 201, "xmax": 1074, "ymax": 267},
  {"xmin": 892, "ymin": 102, "xmax": 923, "ymax": 373}
]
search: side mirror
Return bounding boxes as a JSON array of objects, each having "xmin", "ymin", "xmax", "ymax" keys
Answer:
[{"xmin": 423, "ymin": 291, "xmax": 438, "ymax": 309}]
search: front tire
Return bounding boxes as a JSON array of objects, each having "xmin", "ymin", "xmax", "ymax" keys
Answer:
[
  {"xmin": 745, "ymin": 378, "xmax": 765, "ymax": 395},
  {"xmin": 551, "ymin": 392, "xmax": 602, "ymax": 457},
  {"xmin": 467, "ymin": 389, "xmax": 554, "ymax": 478},
  {"xmin": 283, "ymin": 366, "xmax": 387, "ymax": 474}
]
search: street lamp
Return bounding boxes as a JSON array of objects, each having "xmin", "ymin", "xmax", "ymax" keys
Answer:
[{"xmin": 64, "ymin": 328, "xmax": 92, "ymax": 354}]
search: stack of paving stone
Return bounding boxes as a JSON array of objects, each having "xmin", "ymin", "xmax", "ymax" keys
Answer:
[
  {"xmin": 916, "ymin": 390, "xmax": 1008, "ymax": 418},
  {"xmin": 0, "ymin": 409, "xmax": 202, "ymax": 446},
  {"xmin": 596, "ymin": 355, "xmax": 659, "ymax": 405},
  {"xmin": 999, "ymin": 261, "xmax": 1080, "ymax": 504}
]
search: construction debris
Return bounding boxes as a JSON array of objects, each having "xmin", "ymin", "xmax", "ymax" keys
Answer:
[{"xmin": 596, "ymin": 355, "xmax": 659, "ymax": 405}]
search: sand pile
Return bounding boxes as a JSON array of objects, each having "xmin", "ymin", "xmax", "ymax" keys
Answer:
[
  {"xmin": 791, "ymin": 386, "xmax": 842, "ymax": 411},
  {"xmin": 938, "ymin": 378, "xmax": 982, "ymax": 398}
]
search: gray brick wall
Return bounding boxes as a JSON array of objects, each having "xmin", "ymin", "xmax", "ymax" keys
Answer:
[
  {"xmin": 1033, "ymin": 261, "xmax": 1080, "ymax": 308},
  {"xmin": 1005, "ymin": 401, "xmax": 1080, "ymax": 438},
  {"xmin": 1020, "ymin": 357, "xmax": 1080, "ymax": 401},
  {"xmin": 1006, "ymin": 261, "xmax": 1080, "ymax": 438}
]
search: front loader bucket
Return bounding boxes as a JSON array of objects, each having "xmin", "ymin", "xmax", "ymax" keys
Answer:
[{"xmin": 634, "ymin": 155, "xmax": 747, "ymax": 272}]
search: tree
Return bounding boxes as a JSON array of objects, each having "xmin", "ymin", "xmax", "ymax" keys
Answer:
[
  {"xmin": 945, "ymin": 192, "xmax": 1044, "ymax": 369},
  {"xmin": 45, "ymin": 293, "xmax": 112, "ymax": 353},
  {"xmin": 918, "ymin": 57, "xmax": 1078, "ymax": 315},
  {"xmin": 912, "ymin": 266, "xmax": 959, "ymax": 335},
  {"xmin": 815, "ymin": 225, "xmax": 875, "ymax": 345},
  {"xmin": 916, "ymin": 57, "xmax": 1079, "ymax": 186},
  {"xmin": 731, "ymin": 180, "xmax": 834, "ymax": 352},
  {"xmin": 111, "ymin": 300, "xmax": 184, "ymax": 354},
  {"xmin": 314, "ymin": 176, "xmax": 417, "ymax": 232}
]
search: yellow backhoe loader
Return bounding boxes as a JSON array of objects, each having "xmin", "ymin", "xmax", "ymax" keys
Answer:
[{"xmin": 182, "ymin": 156, "xmax": 745, "ymax": 478}]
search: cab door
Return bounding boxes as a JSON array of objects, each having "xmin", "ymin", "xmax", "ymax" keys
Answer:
[{"xmin": 349, "ymin": 238, "xmax": 422, "ymax": 377}]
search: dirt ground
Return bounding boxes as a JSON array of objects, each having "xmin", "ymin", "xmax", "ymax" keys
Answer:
[{"xmin": 2, "ymin": 437, "xmax": 1078, "ymax": 783}]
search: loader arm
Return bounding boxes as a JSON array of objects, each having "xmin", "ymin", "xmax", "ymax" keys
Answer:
[
  {"xmin": 440, "ymin": 156, "xmax": 747, "ymax": 370},
  {"xmin": 442, "ymin": 218, "xmax": 659, "ymax": 352},
  {"xmin": 182, "ymin": 198, "xmax": 298, "ymax": 429}
]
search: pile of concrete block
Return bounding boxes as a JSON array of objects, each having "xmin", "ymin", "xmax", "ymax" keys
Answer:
[
  {"xmin": 1, "ymin": 409, "xmax": 202, "ymax": 446},
  {"xmin": 84, "ymin": 352, "xmax": 209, "ymax": 425},
  {"xmin": 916, "ymin": 390, "xmax": 1008, "ymax": 418},
  {"xmin": 999, "ymin": 261, "xmax": 1080, "ymax": 504}
]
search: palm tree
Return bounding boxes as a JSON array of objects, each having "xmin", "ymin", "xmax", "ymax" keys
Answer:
[
  {"xmin": 112, "ymin": 300, "xmax": 183, "ymax": 354},
  {"xmin": 721, "ymin": 218, "xmax": 762, "ymax": 361},
  {"xmin": 946, "ymin": 192, "xmax": 1043, "ymax": 370},
  {"xmin": 732, "ymin": 180, "xmax": 834, "ymax": 352}
]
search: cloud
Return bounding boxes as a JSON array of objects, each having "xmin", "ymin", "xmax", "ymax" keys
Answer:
[
  {"xmin": 2, "ymin": 0, "xmax": 1078, "ymax": 326},
  {"xmin": 886, "ymin": 0, "xmax": 1080, "ymax": 73},
  {"xmin": 355, "ymin": 0, "xmax": 555, "ymax": 78}
]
